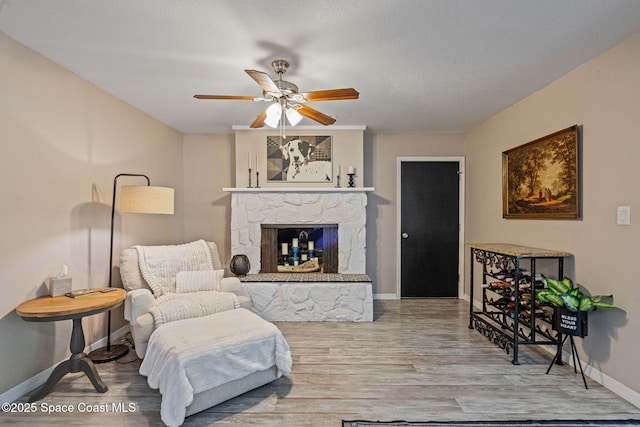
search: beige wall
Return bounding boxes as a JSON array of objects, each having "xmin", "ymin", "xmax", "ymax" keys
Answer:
[
  {"xmin": 182, "ymin": 134, "xmax": 236, "ymax": 266},
  {"xmin": 0, "ymin": 33, "xmax": 184, "ymax": 394},
  {"xmin": 365, "ymin": 134, "xmax": 465, "ymax": 295},
  {"xmin": 465, "ymin": 33, "xmax": 640, "ymax": 396}
]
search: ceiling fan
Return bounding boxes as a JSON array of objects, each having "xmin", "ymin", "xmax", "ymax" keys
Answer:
[{"xmin": 194, "ymin": 59, "xmax": 359, "ymax": 128}]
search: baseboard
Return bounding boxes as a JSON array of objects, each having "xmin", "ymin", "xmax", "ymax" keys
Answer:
[
  {"xmin": 373, "ymin": 293, "xmax": 397, "ymax": 300},
  {"xmin": 553, "ymin": 346, "xmax": 640, "ymax": 408},
  {"xmin": 465, "ymin": 294, "xmax": 640, "ymax": 408},
  {"xmin": 0, "ymin": 325, "xmax": 130, "ymax": 405}
]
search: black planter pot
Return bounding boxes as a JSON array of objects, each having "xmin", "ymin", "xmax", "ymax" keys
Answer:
[
  {"xmin": 553, "ymin": 306, "xmax": 588, "ymax": 338},
  {"xmin": 230, "ymin": 254, "xmax": 250, "ymax": 276}
]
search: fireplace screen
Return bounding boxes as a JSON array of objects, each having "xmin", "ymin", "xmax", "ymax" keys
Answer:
[{"xmin": 260, "ymin": 224, "xmax": 338, "ymax": 273}]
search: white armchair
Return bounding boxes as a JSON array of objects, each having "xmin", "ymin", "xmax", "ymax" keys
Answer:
[{"xmin": 119, "ymin": 241, "xmax": 251, "ymax": 358}]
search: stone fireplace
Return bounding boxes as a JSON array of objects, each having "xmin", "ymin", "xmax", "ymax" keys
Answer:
[{"xmin": 226, "ymin": 188, "xmax": 371, "ymax": 274}]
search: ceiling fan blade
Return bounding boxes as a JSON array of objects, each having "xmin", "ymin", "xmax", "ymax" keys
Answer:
[
  {"xmin": 301, "ymin": 88, "xmax": 359, "ymax": 102},
  {"xmin": 249, "ymin": 109, "xmax": 267, "ymax": 128},
  {"xmin": 194, "ymin": 94, "xmax": 255, "ymax": 100},
  {"xmin": 245, "ymin": 69, "xmax": 282, "ymax": 97},
  {"xmin": 297, "ymin": 105, "xmax": 336, "ymax": 126}
]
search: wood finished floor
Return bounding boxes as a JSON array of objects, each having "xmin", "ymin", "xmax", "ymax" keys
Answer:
[{"xmin": 3, "ymin": 299, "xmax": 639, "ymax": 426}]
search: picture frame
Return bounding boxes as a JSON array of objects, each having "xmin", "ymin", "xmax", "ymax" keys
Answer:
[
  {"xmin": 266, "ymin": 135, "xmax": 333, "ymax": 182},
  {"xmin": 502, "ymin": 125, "xmax": 580, "ymax": 219}
]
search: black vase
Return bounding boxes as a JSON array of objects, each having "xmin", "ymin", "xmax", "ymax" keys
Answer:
[{"xmin": 230, "ymin": 254, "xmax": 250, "ymax": 276}]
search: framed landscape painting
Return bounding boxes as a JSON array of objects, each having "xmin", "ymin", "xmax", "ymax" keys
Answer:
[{"xmin": 502, "ymin": 125, "xmax": 580, "ymax": 219}]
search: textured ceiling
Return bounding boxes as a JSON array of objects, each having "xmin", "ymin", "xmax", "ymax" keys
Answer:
[{"xmin": 2, "ymin": 0, "xmax": 640, "ymax": 134}]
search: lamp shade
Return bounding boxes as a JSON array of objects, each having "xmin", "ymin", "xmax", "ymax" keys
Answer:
[{"xmin": 120, "ymin": 185, "xmax": 174, "ymax": 214}]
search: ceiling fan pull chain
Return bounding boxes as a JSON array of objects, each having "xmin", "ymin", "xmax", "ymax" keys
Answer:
[{"xmin": 281, "ymin": 106, "xmax": 286, "ymax": 138}]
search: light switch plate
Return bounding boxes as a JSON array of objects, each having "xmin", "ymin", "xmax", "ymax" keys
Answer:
[{"xmin": 617, "ymin": 206, "xmax": 631, "ymax": 225}]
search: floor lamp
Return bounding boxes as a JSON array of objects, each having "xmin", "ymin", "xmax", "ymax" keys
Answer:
[{"xmin": 88, "ymin": 173, "xmax": 174, "ymax": 363}]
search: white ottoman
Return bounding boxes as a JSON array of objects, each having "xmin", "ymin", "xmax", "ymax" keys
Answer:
[{"xmin": 140, "ymin": 308, "xmax": 292, "ymax": 427}]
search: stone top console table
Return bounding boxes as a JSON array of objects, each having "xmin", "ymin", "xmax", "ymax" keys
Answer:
[
  {"xmin": 467, "ymin": 243, "xmax": 572, "ymax": 364},
  {"xmin": 466, "ymin": 243, "xmax": 572, "ymax": 258}
]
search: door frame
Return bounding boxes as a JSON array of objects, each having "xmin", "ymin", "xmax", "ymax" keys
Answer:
[{"xmin": 396, "ymin": 156, "xmax": 465, "ymax": 299}]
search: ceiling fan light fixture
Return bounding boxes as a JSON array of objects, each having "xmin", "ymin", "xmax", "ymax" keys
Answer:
[
  {"xmin": 264, "ymin": 102, "xmax": 282, "ymax": 128},
  {"xmin": 285, "ymin": 107, "xmax": 303, "ymax": 126},
  {"xmin": 194, "ymin": 58, "xmax": 358, "ymax": 128}
]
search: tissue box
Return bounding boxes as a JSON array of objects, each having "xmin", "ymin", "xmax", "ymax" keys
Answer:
[{"xmin": 50, "ymin": 276, "xmax": 72, "ymax": 297}]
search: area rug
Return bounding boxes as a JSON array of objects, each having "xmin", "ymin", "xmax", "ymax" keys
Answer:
[{"xmin": 343, "ymin": 420, "xmax": 640, "ymax": 427}]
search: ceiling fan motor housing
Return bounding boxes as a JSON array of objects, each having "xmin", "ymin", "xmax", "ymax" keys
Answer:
[
  {"xmin": 271, "ymin": 59, "xmax": 290, "ymax": 76},
  {"xmin": 277, "ymin": 80, "xmax": 298, "ymax": 96}
]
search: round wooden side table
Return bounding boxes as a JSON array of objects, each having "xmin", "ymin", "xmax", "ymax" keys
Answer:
[{"xmin": 16, "ymin": 288, "xmax": 126, "ymax": 402}]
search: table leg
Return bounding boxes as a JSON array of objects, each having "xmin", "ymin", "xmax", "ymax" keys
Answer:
[{"xmin": 28, "ymin": 318, "xmax": 108, "ymax": 402}]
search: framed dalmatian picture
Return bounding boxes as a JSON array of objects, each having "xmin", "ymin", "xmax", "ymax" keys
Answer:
[{"xmin": 266, "ymin": 135, "xmax": 333, "ymax": 182}]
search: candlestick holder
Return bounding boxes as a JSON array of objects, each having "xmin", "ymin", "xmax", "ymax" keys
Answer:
[
  {"xmin": 256, "ymin": 171, "xmax": 260, "ymax": 188},
  {"xmin": 248, "ymin": 168, "xmax": 252, "ymax": 188},
  {"xmin": 347, "ymin": 173, "xmax": 356, "ymax": 188},
  {"xmin": 290, "ymin": 246, "xmax": 300, "ymax": 266},
  {"xmin": 336, "ymin": 174, "xmax": 341, "ymax": 188}
]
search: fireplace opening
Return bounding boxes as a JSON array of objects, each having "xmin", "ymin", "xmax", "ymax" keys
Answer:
[{"xmin": 260, "ymin": 224, "xmax": 338, "ymax": 273}]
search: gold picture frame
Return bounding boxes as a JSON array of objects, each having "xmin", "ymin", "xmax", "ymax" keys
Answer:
[{"xmin": 502, "ymin": 125, "xmax": 580, "ymax": 219}]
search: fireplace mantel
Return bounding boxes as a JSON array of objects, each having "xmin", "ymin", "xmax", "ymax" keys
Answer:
[{"xmin": 223, "ymin": 187, "xmax": 374, "ymax": 193}]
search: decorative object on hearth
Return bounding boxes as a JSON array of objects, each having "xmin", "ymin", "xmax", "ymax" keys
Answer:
[
  {"xmin": 278, "ymin": 258, "xmax": 320, "ymax": 273},
  {"xmin": 89, "ymin": 173, "xmax": 174, "ymax": 364},
  {"xmin": 502, "ymin": 125, "xmax": 580, "ymax": 219},
  {"xmin": 307, "ymin": 241, "xmax": 315, "ymax": 260},
  {"xmin": 194, "ymin": 59, "xmax": 358, "ymax": 138},
  {"xmin": 290, "ymin": 245, "xmax": 300, "ymax": 266},
  {"xmin": 230, "ymin": 254, "xmax": 250, "ymax": 276},
  {"xmin": 536, "ymin": 277, "xmax": 618, "ymax": 389}
]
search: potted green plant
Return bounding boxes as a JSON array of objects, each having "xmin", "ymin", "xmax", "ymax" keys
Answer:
[{"xmin": 536, "ymin": 277, "xmax": 617, "ymax": 337}]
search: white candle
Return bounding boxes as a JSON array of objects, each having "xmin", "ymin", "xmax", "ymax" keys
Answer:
[
  {"xmin": 301, "ymin": 254, "xmax": 308, "ymax": 261},
  {"xmin": 248, "ymin": 152, "xmax": 252, "ymax": 169},
  {"xmin": 338, "ymin": 165, "xmax": 341, "ymax": 176},
  {"xmin": 347, "ymin": 166, "xmax": 355, "ymax": 174},
  {"xmin": 308, "ymin": 241, "xmax": 314, "ymax": 250},
  {"xmin": 292, "ymin": 238, "xmax": 299, "ymax": 247},
  {"xmin": 281, "ymin": 243, "xmax": 288, "ymax": 254},
  {"xmin": 256, "ymin": 155, "xmax": 258, "ymax": 171}
]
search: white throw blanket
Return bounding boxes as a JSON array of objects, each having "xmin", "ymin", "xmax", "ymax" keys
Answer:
[
  {"xmin": 149, "ymin": 291, "xmax": 239, "ymax": 329},
  {"xmin": 140, "ymin": 309, "xmax": 292, "ymax": 427},
  {"xmin": 135, "ymin": 240, "xmax": 213, "ymax": 297}
]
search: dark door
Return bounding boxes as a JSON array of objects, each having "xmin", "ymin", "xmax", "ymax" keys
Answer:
[{"xmin": 400, "ymin": 161, "xmax": 460, "ymax": 297}]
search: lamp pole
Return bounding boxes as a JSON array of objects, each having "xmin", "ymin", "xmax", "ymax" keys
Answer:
[{"xmin": 88, "ymin": 173, "xmax": 149, "ymax": 363}]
